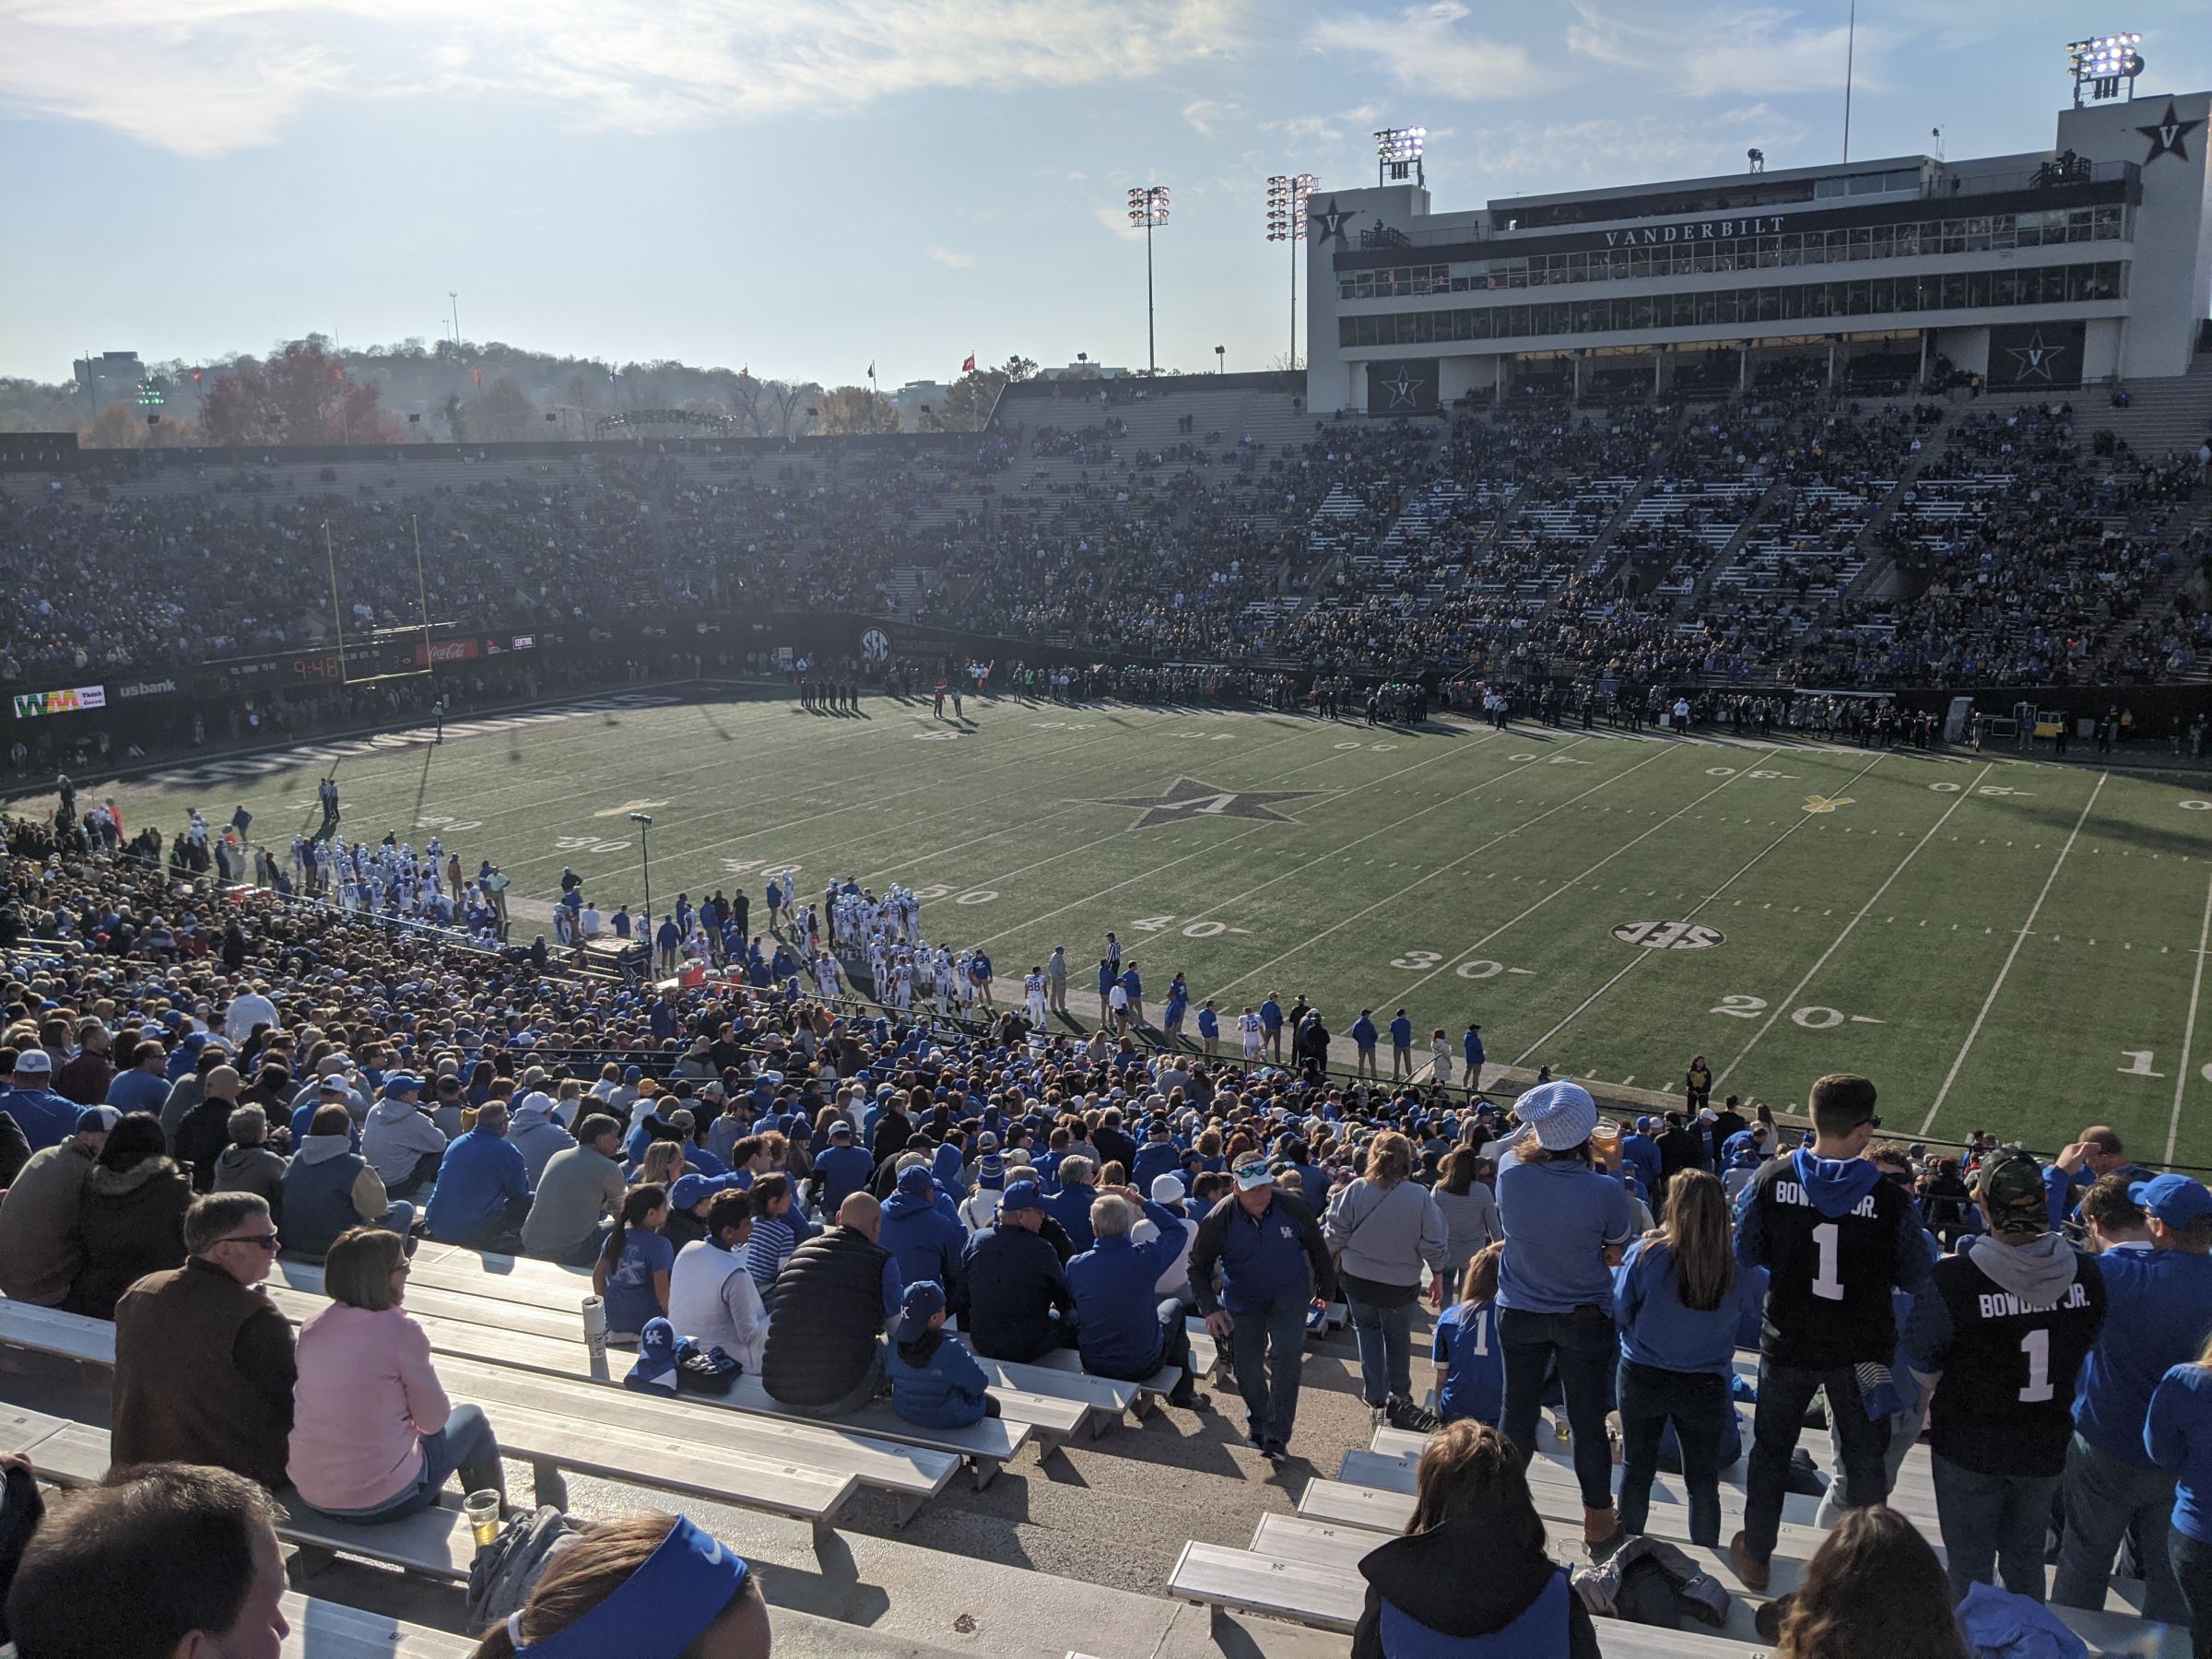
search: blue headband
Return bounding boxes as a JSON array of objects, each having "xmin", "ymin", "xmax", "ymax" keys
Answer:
[{"xmin": 510, "ymin": 1516, "xmax": 748, "ymax": 1659}]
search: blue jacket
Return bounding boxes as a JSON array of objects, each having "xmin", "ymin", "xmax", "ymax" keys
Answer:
[
  {"xmin": 2147, "ymin": 1362, "xmax": 2212, "ymax": 1543},
  {"xmin": 1131, "ymin": 1141, "xmax": 1182, "ymax": 1194},
  {"xmin": 1042, "ymin": 1182, "xmax": 1099, "ymax": 1253},
  {"xmin": 423, "ymin": 1126, "xmax": 530, "ymax": 1244},
  {"xmin": 1066, "ymin": 1201, "xmax": 1187, "ymax": 1376},
  {"xmin": 814, "ymin": 1144, "xmax": 875, "ymax": 1210},
  {"xmin": 930, "ymin": 1144, "xmax": 968, "ymax": 1206},
  {"xmin": 1187, "ymin": 1190, "xmax": 1331, "ymax": 1317},
  {"xmin": 878, "ymin": 1188, "xmax": 968, "ymax": 1307},
  {"xmin": 1619, "ymin": 1133, "xmax": 1663, "ymax": 1194},
  {"xmin": 1349, "ymin": 1017, "xmax": 1378, "ymax": 1051},
  {"xmin": 1389, "ymin": 1017, "xmax": 1414, "ymax": 1049},
  {"xmin": 104, "ymin": 1070, "xmax": 169, "ymax": 1117},
  {"xmin": 1613, "ymin": 1239, "xmax": 1755, "ymax": 1376},
  {"xmin": 2076, "ymin": 1245, "xmax": 2212, "ymax": 1466},
  {"xmin": 0, "ymin": 1086, "xmax": 83, "ymax": 1153},
  {"xmin": 886, "ymin": 1330, "xmax": 992, "ymax": 1429}
]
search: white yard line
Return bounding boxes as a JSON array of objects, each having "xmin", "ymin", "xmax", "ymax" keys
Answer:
[
  {"xmin": 1918, "ymin": 771, "xmax": 2107, "ymax": 1136},
  {"xmin": 1715, "ymin": 760, "xmax": 1995, "ymax": 1088},
  {"xmin": 1385, "ymin": 746, "xmax": 1787, "ymax": 1006},
  {"xmin": 2166, "ymin": 868, "xmax": 2212, "ymax": 1164},
  {"xmin": 1209, "ymin": 741, "xmax": 1692, "ymax": 1002},
  {"xmin": 971, "ymin": 735, "xmax": 1605, "ymax": 949},
  {"xmin": 500, "ymin": 710, "xmax": 1184, "ymax": 880},
  {"xmin": 1512, "ymin": 749, "xmax": 1892, "ymax": 1067}
]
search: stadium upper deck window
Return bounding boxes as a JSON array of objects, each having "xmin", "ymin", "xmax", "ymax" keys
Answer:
[
  {"xmin": 1340, "ymin": 206, "xmax": 2127, "ymax": 300},
  {"xmin": 1335, "ymin": 260, "xmax": 2126, "ymax": 346}
]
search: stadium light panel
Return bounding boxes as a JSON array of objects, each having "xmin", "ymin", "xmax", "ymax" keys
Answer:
[{"xmin": 2065, "ymin": 30, "xmax": 2145, "ymax": 102}]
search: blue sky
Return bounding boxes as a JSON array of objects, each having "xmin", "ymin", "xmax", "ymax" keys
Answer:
[{"xmin": 4, "ymin": 0, "xmax": 2208, "ymax": 388}]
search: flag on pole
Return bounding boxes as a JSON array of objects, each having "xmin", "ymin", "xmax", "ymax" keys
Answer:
[
  {"xmin": 473, "ymin": 367, "xmax": 482, "ymax": 384},
  {"xmin": 961, "ymin": 354, "xmax": 976, "ymax": 374},
  {"xmin": 866, "ymin": 360, "xmax": 876, "ymax": 379}
]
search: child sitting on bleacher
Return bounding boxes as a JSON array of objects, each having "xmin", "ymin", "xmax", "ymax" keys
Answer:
[
  {"xmin": 594, "ymin": 1184, "xmax": 673, "ymax": 1345},
  {"xmin": 1430, "ymin": 1242, "xmax": 1504, "ymax": 1427},
  {"xmin": 886, "ymin": 1279, "xmax": 997, "ymax": 1430}
]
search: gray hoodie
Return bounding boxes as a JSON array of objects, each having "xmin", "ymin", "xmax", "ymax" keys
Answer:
[
  {"xmin": 361, "ymin": 1095, "xmax": 447, "ymax": 1182},
  {"xmin": 507, "ymin": 1093, "xmax": 576, "ymax": 1185},
  {"xmin": 1966, "ymin": 1230, "xmax": 2081, "ymax": 1308},
  {"xmin": 213, "ymin": 1143, "xmax": 288, "ymax": 1214}
]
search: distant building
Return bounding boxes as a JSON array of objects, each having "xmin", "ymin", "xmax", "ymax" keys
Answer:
[
  {"xmin": 889, "ymin": 381, "xmax": 950, "ymax": 430},
  {"xmin": 1036, "ymin": 361, "xmax": 1126, "ymax": 381},
  {"xmin": 71, "ymin": 351, "xmax": 146, "ymax": 416}
]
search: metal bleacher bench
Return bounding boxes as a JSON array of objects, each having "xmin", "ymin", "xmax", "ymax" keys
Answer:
[
  {"xmin": 1168, "ymin": 1534, "xmax": 1768, "ymax": 1655},
  {"xmin": 381, "ymin": 1251, "xmax": 1121, "ymax": 1443},
  {"xmin": 1174, "ymin": 1423, "xmax": 2185, "ymax": 1659},
  {"xmin": 0, "ymin": 1297, "xmax": 860, "ymax": 1544},
  {"xmin": 263, "ymin": 1267, "xmax": 1047, "ymax": 1488}
]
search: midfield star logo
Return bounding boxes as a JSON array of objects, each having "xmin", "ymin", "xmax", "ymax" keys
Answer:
[
  {"xmin": 1100, "ymin": 777, "xmax": 1324, "ymax": 830},
  {"xmin": 2137, "ymin": 101, "xmax": 2202, "ymax": 164},
  {"xmin": 2005, "ymin": 330, "xmax": 2070, "ymax": 382}
]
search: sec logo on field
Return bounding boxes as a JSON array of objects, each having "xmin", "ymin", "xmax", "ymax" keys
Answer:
[{"xmin": 1612, "ymin": 921, "xmax": 1724, "ymax": 951}]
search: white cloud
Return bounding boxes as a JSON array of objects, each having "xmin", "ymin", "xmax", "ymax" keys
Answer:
[
  {"xmin": 1304, "ymin": 3, "xmax": 1556, "ymax": 100},
  {"xmin": 1565, "ymin": 3, "xmax": 1886, "ymax": 97},
  {"xmin": 0, "ymin": 0, "xmax": 1253, "ymax": 155},
  {"xmin": 1262, "ymin": 113, "xmax": 1343, "ymax": 141},
  {"xmin": 1182, "ymin": 97, "xmax": 1240, "ymax": 135},
  {"xmin": 1093, "ymin": 202, "xmax": 1147, "ymax": 241},
  {"xmin": 1466, "ymin": 110, "xmax": 1807, "ymax": 185},
  {"xmin": 927, "ymin": 244, "xmax": 978, "ymax": 269}
]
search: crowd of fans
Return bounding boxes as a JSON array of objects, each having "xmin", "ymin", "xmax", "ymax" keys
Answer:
[
  {"xmin": 0, "ymin": 812, "xmax": 2211, "ymax": 1653},
  {"xmin": 7, "ymin": 363, "xmax": 2203, "ymax": 709}
]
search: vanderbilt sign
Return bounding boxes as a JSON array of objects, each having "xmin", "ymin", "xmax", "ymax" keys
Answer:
[{"xmin": 1602, "ymin": 214, "xmax": 1788, "ymax": 248}]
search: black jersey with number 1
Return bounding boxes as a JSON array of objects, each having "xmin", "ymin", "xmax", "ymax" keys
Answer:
[
  {"xmin": 1907, "ymin": 1247, "xmax": 2106, "ymax": 1477},
  {"xmin": 1740, "ymin": 1151, "xmax": 1927, "ymax": 1371}
]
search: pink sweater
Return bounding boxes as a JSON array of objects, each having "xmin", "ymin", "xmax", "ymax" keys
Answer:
[{"xmin": 287, "ymin": 1301, "xmax": 453, "ymax": 1511}]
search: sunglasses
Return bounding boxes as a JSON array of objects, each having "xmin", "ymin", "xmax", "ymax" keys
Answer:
[{"xmin": 218, "ymin": 1233, "xmax": 280, "ymax": 1252}]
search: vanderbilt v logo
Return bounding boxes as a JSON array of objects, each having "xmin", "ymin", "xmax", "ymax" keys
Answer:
[{"xmin": 1098, "ymin": 777, "xmax": 1325, "ymax": 830}]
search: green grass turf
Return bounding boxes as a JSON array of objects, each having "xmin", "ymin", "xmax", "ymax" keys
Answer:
[{"xmin": 97, "ymin": 686, "xmax": 2212, "ymax": 1166}]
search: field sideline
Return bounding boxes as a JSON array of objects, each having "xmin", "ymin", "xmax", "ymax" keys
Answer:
[{"xmin": 92, "ymin": 684, "xmax": 2212, "ymax": 1167}]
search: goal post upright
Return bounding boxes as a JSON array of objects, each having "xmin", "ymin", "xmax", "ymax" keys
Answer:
[{"xmin": 324, "ymin": 513, "xmax": 438, "ymax": 688}]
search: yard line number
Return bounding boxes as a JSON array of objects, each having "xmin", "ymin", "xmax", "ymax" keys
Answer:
[
  {"xmin": 1710, "ymin": 995, "xmax": 1882, "ymax": 1029},
  {"xmin": 1386, "ymin": 949, "xmax": 1525, "ymax": 979},
  {"xmin": 1130, "ymin": 914, "xmax": 1252, "ymax": 937}
]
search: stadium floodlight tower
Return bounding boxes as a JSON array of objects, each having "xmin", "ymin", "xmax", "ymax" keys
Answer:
[
  {"xmin": 1265, "ymin": 173, "xmax": 1318, "ymax": 371},
  {"xmin": 1374, "ymin": 125, "xmax": 1427, "ymax": 188},
  {"xmin": 1127, "ymin": 184, "xmax": 1171, "ymax": 375},
  {"xmin": 2067, "ymin": 32, "xmax": 2145, "ymax": 103}
]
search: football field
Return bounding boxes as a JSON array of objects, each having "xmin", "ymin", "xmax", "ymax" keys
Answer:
[{"xmin": 102, "ymin": 686, "xmax": 2212, "ymax": 1167}]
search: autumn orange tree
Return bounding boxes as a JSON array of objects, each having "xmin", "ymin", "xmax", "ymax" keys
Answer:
[{"xmin": 198, "ymin": 339, "xmax": 403, "ymax": 446}]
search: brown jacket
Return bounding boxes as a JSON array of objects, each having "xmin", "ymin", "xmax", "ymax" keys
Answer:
[{"xmin": 112, "ymin": 1258, "xmax": 296, "ymax": 1489}]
